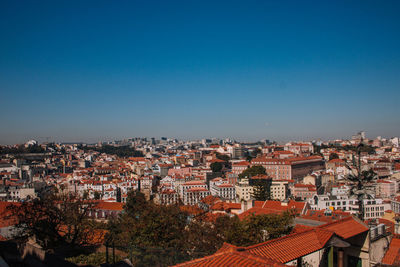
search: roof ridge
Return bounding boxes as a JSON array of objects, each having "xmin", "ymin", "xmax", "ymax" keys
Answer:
[
  {"xmin": 231, "ymin": 250, "xmax": 283, "ymax": 265},
  {"xmin": 245, "ymin": 227, "xmax": 331, "ymax": 250},
  {"xmin": 317, "ymin": 215, "xmax": 353, "ymax": 229}
]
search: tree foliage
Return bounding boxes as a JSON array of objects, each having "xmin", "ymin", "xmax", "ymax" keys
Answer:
[
  {"xmin": 6, "ymin": 193, "xmax": 103, "ymax": 253},
  {"xmin": 66, "ymin": 252, "xmax": 122, "ymax": 266},
  {"xmin": 346, "ymin": 141, "xmax": 377, "ymax": 219},
  {"xmin": 314, "ymin": 143, "xmax": 376, "ymax": 155},
  {"xmin": 82, "ymin": 145, "xmax": 144, "ymax": 158},
  {"xmin": 93, "ymin": 191, "xmax": 101, "ymax": 200},
  {"xmin": 329, "ymin": 153, "xmax": 339, "ymax": 160},
  {"xmin": 251, "ymin": 179, "xmax": 270, "ymax": 201},
  {"xmin": 0, "ymin": 144, "xmax": 46, "ymax": 155},
  {"xmin": 210, "ymin": 162, "xmax": 223, "ymax": 173},
  {"xmin": 108, "ymin": 190, "xmax": 294, "ymax": 266},
  {"xmin": 215, "ymin": 153, "xmax": 230, "ymax": 162},
  {"xmin": 239, "ymin": 165, "xmax": 266, "ymax": 179},
  {"xmin": 214, "ymin": 212, "xmax": 294, "ymax": 246}
]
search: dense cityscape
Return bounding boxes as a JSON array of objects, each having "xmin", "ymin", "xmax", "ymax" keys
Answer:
[
  {"xmin": 2, "ymin": 1, "xmax": 400, "ymax": 266},
  {"xmin": 0, "ymin": 131, "xmax": 400, "ymax": 266}
]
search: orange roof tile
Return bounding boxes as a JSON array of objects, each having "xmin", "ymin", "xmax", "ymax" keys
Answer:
[
  {"xmin": 382, "ymin": 237, "xmax": 400, "ymax": 265},
  {"xmin": 245, "ymin": 228, "xmax": 334, "ymax": 263},
  {"xmin": 200, "ymin": 195, "xmax": 221, "ymax": 205},
  {"xmin": 318, "ymin": 216, "xmax": 368, "ymax": 239},
  {"xmin": 211, "ymin": 202, "xmax": 241, "ymax": 211},
  {"xmin": 0, "ymin": 201, "xmax": 20, "ymax": 227},
  {"xmin": 232, "ymin": 161, "xmax": 250, "ymax": 166},
  {"xmin": 239, "ymin": 200, "xmax": 305, "ymax": 220},
  {"xmin": 173, "ymin": 249, "xmax": 286, "ymax": 267},
  {"xmin": 94, "ymin": 201, "xmax": 124, "ymax": 211}
]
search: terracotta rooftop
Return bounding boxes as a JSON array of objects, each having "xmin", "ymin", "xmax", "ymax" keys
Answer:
[
  {"xmin": 382, "ymin": 237, "xmax": 400, "ymax": 265},
  {"xmin": 200, "ymin": 195, "xmax": 221, "ymax": 206},
  {"xmin": 211, "ymin": 202, "xmax": 241, "ymax": 211},
  {"xmin": 239, "ymin": 200, "xmax": 305, "ymax": 220},
  {"xmin": 173, "ymin": 249, "xmax": 286, "ymax": 267},
  {"xmin": 300, "ymin": 209, "xmax": 351, "ymax": 223},
  {"xmin": 245, "ymin": 228, "xmax": 334, "ymax": 263},
  {"xmin": 318, "ymin": 216, "xmax": 368, "ymax": 239},
  {"xmin": 94, "ymin": 201, "xmax": 124, "ymax": 211},
  {"xmin": 0, "ymin": 201, "xmax": 20, "ymax": 228},
  {"xmin": 176, "ymin": 216, "xmax": 369, "ymax": 266},
  {"xmin": 233, "ymin": 161, "xmax": 250, "ymax": 166}
]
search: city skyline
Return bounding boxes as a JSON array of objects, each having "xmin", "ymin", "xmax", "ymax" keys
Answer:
[{"xmin": 1, "ymin": 1, "xmax": 400, "ymax": 144}]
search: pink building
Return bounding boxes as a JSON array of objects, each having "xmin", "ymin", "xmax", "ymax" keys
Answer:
[
  {"xmin": 291, "ymin": 184, "xmax": 316, "ymax": 200},
  {"xmin": 231, "ymin": 161, "xmax": 250, "ymax": 175},
  {"xmin": 250, "ymin": 156, "xmax": 324, "ymax": 181},
  {"xmin": 376, "ymin": 180, "xmax": 396, "ymax": 198},
  {"xmin": 168, "ymin": 167, "xmax": 192, "ymax": 177}
]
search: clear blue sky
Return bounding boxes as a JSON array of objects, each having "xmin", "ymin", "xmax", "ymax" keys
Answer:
[{"xmin": 1, "ymin": 0, "xmax": 400, "ymax": 144}]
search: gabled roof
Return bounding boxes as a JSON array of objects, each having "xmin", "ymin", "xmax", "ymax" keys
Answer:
[
  {"xmin": 176, "ymin": 216, "xmax": 369, "ymax": 266},
  {"xmin": 244, "ymin": 228, "xmax": 334, "ymax": 263},
  {"xmin": 382, "ymin": 237, "xmax": 400, "ymax": 265},
  {"xmin": 317, "ymin": 216, "xmax": 368, "ymax": 239},
  {"xmin": 200, "ymin": 195, "xmax": 221, "ymax": 205},
  {"xmin": 232, "ymin": 161, "xmax": 250, "ymax": 166},
  {"xmin": 210, "ymin": 202, "xmax": 241, "ymax": 211},
  {"xmin": 94, "ymin": 201, "xmax": 124, "ymax": 211},
  {"xmin": 239, "ymin": 200, "xmax": 306, "ymax": 220},
  {"xmin": 173, "ymin": 249, "xmax": 286, "ymax": 267}
]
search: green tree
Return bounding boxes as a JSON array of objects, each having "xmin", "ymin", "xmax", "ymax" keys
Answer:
[
  {"xmin": 213, "ymin": 212, "xmax": 294, "ymax": 247},
  {"xmin": 346, "ymin": 141, "xmax": 377, "ymax": 219},
  {"xmin": 6, "ymin": 192, "xmax": 100, "ymax": 253},
  {"xmin": 210, "ymin": 162, "xmax": 223, "ymax": 173},
  {"xmin": 109, "ymin": 191, "xmax": 192, "ymax": 266},
  {"xmin": 123, "ymin": 190, "xmax": 149, "ymax": 218},
  {"xmin": 82, "ymin": 145, "xmax": 144, "ymax": 158},
  {"xmin": 251, "ymin": 180, "xmax": 270, "ymax": 201},
  {"xmin": 107, "ymin": 190, "xmax": 296, "ymax": 266},
  {"xmin": 94, "ymin": 191, "xmax": 101, "ymax": 200},
  {"xmin": 216, "ymin": 153, "xmax": 230, "ymax": 162},
  {"xmin": 83, "ymin": 190, "xmax": 89, "ymax": 199},
  {"xmin": 239, "ymin": 165, "xmax": 266, "ymax": 179},
  {"xmin": 329, "ymin": 153, "xmax": 339, "ymax": 160}
]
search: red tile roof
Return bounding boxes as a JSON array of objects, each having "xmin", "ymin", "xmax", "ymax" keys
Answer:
[
  {"xmin": 187, "ymin": 187, "xmax": 208, "ymax": 192},
  {"xmin": 233, "ymin": 161, "xmax": 250, "ymax": 166},
  {"xmin": 0, "ymin": 201, "xmax": 20, "ymax": 228},
  {"xmin": 245, "ymin": 228, "xmax": 334, "ymax": 263},
  {"xmin": 239, "ymin": 201, "xmax": 305, "ymax": 220},
  {"xmin": 382, "ymin": 237, "xmax": 400, "ymax": 265},
  {"xmin": 291, "ymin": 224, "xmax": 315, "ymax": 234},
  {"xmin": 200, "ymin": 195, "xmax": 221, "ymax": 205},
  {"xmin": 211, "ymin": 202, "xmax": 241, "ymax": 211},
  {"xmin": 318, "ymin": 216, "xmax": 368, "ymax": 239},
  {"xmin": 173, "ymin": 249, "xmax": 286, "ymax": 267},
  {"xmin": 300, "ymin": 209, "xmax": 351, "ymax": 223},
  {"xmin": 94, "ymin": 201, "xmax": 124, "ymax": 211},
  {"xmin": 216, "ymin": 242, "xmax": 238, "ymax": 253},
  {"xmin": 176, "ymin": 216, "xmax": 369, "ymax": 266},
  {"xmin": 328, "ymin": 158, "xmax": 345, "ymax": 164}
]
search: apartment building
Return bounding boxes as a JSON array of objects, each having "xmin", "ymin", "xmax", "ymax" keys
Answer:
[
  {"xmin": 251, "ymin": 155, "xmax": 324, "ymax": 181},
  {"xmin": 270, "ymin": 180, "xmax": 289, "ymax": 200},
  {"xmin": 235, "ymin": 178, "xmax": 253, "ymax": 201}
]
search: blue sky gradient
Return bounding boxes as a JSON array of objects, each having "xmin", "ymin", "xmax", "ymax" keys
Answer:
[{"xmin": 1, "ymin": 0, "xmax": 400, "ymax": 144}]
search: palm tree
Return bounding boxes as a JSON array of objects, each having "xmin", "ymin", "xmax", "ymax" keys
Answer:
[{"xmin": 346, "ymin": 139, "xmax": 377, "ymax": 220}]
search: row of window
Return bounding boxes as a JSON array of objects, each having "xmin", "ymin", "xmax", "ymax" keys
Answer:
[
  {"xmin": 324, "ymin": 201, "xmax": 356, "ymax": 206},
  {"xmin": 365, "ymin": 206, "xmax": 384, "ymax": 212},
  {"xmin": 365, "ymin": 212, "xmax": 384, "ymax": 218}
]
